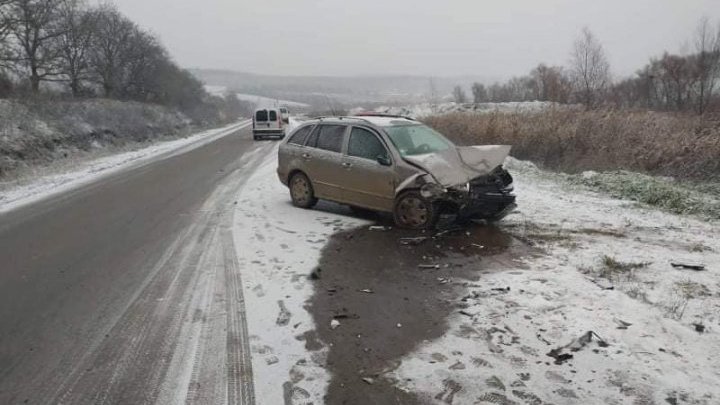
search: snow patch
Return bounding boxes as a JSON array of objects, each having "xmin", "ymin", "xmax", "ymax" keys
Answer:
[
  {"xmin": 203, "ymin": 85, "xmax": 309, "ymax": 108},
  {"xmin": 0, "ymin": 120, "xmax": 251, "ymax": 214},
  {"xmin": 232, "ymin": 145, "xmax": 368, "ymax": 403},
  {"xmin": 353, "ymin": 101, "xmax": 565, "ymax": 119},
  {"xmin": 390, "ymin": 166, "xmax": 720, "ymax": 404}
]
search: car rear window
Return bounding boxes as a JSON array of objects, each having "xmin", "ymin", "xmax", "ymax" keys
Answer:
[
  {"xmin": 288, "ymin": 125, "xmax": 313, "ymax": 145},
  {"xmin": 269, "ymin": 110, "xmax": 278, "ymax": 121},
  {"xmin": 348, "ymin": 127, "xmax": 388, "ymax": 160},
  {"xmin": 255, "ymin": 110, "xmax": 268, "ymax": 121},
  {"xmin": 309, "ymin": 125, "xmax": 345, "ymax": 153}
]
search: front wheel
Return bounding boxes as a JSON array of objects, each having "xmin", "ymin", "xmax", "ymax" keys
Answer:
[
  {"xmin": 393, "ymin": 190, "xmax": 440, "ymax": 229},
  {"xmin": 289, "ymin": 172, "xmax": 318, "ymax": 209}
]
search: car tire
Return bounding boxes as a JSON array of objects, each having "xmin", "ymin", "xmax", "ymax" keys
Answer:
[
  {"xmin": 393, "ymin": 190, "xmax": 440, "ymax": 230},
  {"xmin": 289, "ymin": 172, "xmax": 318, "ymax": 209}
]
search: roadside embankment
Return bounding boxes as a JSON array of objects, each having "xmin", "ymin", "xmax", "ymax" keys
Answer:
[{"xmin": 0, "ymin": 98, "xmax": 236, "ymax": 180}]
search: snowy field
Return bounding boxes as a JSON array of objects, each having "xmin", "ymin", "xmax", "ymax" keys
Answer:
[
  {"xmin": 0, "ymin": 120, "xmax": 251, "ymax": 214},
  {"xmin": 204, "ymin": 85, "xmax": 309, "ymax": 109},
  {"xmin": 352, "ymin": 101, "xmax": 569, "ymax": 119}
]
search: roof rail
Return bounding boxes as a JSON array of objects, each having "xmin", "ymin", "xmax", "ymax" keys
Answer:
[
  {"xmin": 352, "ymin": 112, "xmax": 417, "ymax": 121},
  {"xmin": 308, "ymin": 114, "xmax": 417, "ymax": 124},
  {"xmin": 311, "ymin": 115, "xmax": 367, "ymax": 121}
]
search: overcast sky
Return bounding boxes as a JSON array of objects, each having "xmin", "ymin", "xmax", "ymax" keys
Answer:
[{"xmin": 111, "ymin": 0, "xmax": 719, "ymax": 80}]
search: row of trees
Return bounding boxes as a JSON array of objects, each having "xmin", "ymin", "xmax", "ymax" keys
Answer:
[
  {"xmin": 453, "ymin": 20, "xmax": 720, "ymax": 114},
  {"xmin": 611, "ymin": 20, "xmax": 720, "ymax": 113},
  {"xmin": 0, "ymin": 0, "xmax": 216, "ymax": 114}
]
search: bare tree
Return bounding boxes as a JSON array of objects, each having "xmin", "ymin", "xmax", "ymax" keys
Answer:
[
  {"xmin": 471, "ymin": 82, "xmax": 487, "ymax": 103},
  {"xmin": 55, "ymin": 0, "xmax": 95, "ymax": 96},
  {"xmin": 452, "ymin": 85, "xmax": 467, "ymax": 103},
  {"xmin": 570, "ymin": 27, "xmax": 610, "ymax": 108},
  {"xmin": 88, "ymin": 4, "xmax": 135, "ymax": 97},
  {"xmin": 6, "ymin": 0, "xmax": 65, "ymax": 92},
  {"xmin": 0, "ymin": 1, "xmax": 14, "ymax": 58},
  {"xmin": 530, "ymin": 64, "xmax": 571, "ymax": 103},
  {"xmin": 693, "ymin": 17, "xmax": 720, "ymax": 114}
]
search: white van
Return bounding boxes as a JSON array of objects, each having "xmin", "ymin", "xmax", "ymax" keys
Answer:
[
  {"xmin": 253, "ymin": 108, "xmax": 285, "ymax": 140},
  {"xmin": 279, "ymin": 106, "xmax": 290, "ymax": 124}
]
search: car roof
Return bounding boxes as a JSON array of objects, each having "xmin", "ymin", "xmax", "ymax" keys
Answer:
[{"xmin": 306, "ymin": 115, "xmax": 417, "ymax": 127}]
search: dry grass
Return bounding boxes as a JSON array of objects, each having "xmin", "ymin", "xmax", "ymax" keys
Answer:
[
  {"xmin": 424, "ymin": 108, "xmax": 720, "ymax": 181},
  {"xmin": 597, "ymin": 255, "xmax": 651, "ymax": 281}
]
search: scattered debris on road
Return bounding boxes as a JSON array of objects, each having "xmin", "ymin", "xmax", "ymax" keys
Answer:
[
  {"xmin": 547, "ymin": 331, "xmax": 609, "ymax": 365},
  {"xmin": 614, "ymin": 318, "xmax": 632, "ymax": 330},
  {"xmin": 418, "ymin": 264, "xmax": 440, "ymax": 270},
  {"xmin": 330, "ymin": 319, "xmax": 341, "ymax": 330},
  {"xmin": 361, "ymin": 377, "xmax": 375, "ymax": 385},
  {"xmin": 399, "ymin": 236, "xmax": 429, "ymax": 246},
  {"xmin": 358, "ymin": 289, "xmax": 374, "ymax": 294},
  {"xmin": 369, "ymin": 225, "xmax": 392, "ymax": 231},
  {"xmin": 693, "ymin": 323, "xmax": 706, "ymax": 333},
  {"xmin": 670, "ymin": 261, "xmax": 706, "ymax": 271}
]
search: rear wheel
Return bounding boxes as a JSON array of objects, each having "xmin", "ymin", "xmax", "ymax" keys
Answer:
[
  {"xmin": 393, "ymin": 190, "xmax": 439, "ymax": 229},
  {"xmin": 289, "ymin": 172, "xmax": 318, "ymax": 209}
]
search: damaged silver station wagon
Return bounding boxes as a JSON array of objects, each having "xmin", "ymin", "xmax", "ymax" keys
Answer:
[{"xmin": 277, "ymin": 114, "xmax": 516, "ymax": 229}]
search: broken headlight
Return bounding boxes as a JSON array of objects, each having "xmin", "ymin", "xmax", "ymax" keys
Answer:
[{"xmin": 420, "ymin": 182, "xmax": 445, "ymax": 198}]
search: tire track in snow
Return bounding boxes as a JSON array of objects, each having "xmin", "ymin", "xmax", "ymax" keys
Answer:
[
  {"xmin": 222, "ymin": 227, "xmax": 256, "ymax": 404},
  {"xmin": 52, "ymin": 139, "xmax": 275, "ymax": 405}
]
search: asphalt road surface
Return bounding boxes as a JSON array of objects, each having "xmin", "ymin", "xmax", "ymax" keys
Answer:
[{"xmin": 0, "ymin": 127, "xmax": 273, "ymax": 405}]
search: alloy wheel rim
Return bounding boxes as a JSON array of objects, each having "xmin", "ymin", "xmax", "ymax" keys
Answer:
[
  {"xmin": 398, "ymin": 196, "xmax": 428, "ymax": 228},
  {"xmin": 291, "ymin": 177, "xmax": 310, "ymax": 204}
]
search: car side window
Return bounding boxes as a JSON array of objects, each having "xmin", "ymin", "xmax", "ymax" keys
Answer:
[
  {"xmin": 288, "ymin": 125, "xmax": 313, "ymax": 146},
  {"xmin": 269, "ymin": 110, "xmax": 277, "ymax": 121},
  {"xmin": 314, "ymin": 125, "xmax": 346, "ymax": 153},
  {"xmin": 348, "ymin": 127, "xmax": 389, "ymax": 161}
]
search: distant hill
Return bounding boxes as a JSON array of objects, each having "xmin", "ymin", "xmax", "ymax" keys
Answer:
[{"xmin": 190, "ymin": 69, "xmax": 498, "ymax": 107}]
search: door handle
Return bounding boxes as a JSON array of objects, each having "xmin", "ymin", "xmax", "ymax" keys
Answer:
[
  {"xmin": 342, "ymin": 162, "xmax": 352, "ymax": 169},
  {"xmin": 302, "ymin": 153, "xmax": 311, "ymax": 159}
]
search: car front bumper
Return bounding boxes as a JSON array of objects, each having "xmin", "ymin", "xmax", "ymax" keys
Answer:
[{"xmin": 455, "ymin": 190, "xmax": 517, "ymax": 221}]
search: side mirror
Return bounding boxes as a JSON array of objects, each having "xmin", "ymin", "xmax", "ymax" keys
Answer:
[{"xmin": 376, "ymin": 156, "xmax": 392, "ymax": 166}]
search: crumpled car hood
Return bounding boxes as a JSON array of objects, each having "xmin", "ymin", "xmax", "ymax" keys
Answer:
[{"xmin": 403, "ymin": 145, "xmax": 512, "ymax": 186}]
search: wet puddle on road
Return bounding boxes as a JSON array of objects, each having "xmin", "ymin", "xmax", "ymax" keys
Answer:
[{"xmin": 304, "ymin": 222, "xmax": 533, "ymax": 404}]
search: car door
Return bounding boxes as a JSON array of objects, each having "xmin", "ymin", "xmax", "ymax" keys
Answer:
[
  {"xmin": 340, "ymin": 126, "xmax": 396, "ymax": 211},
  {"xmin": 301, "ymin": 124, "xmax": 348, "ymax": 200}
]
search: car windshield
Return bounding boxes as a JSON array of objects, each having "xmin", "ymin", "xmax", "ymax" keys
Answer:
[{"xmin": 383, "ymin": 124, "xmax": 453, "ymax": 157}]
